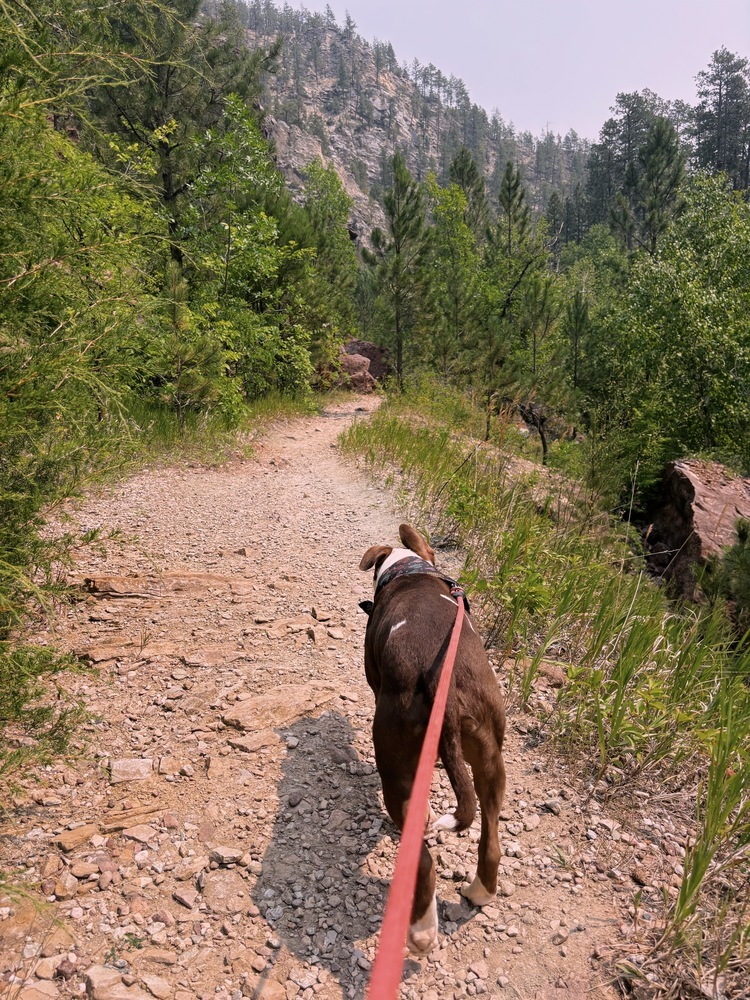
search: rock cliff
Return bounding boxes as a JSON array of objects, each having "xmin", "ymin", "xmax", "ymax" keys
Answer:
[
  {"xmin": 241, "ymin": 4, "xmax": 589, "ymax": 239},
  {"xmin": 645, "ymin": 460, "xmax": 750, "ymax": 595}
]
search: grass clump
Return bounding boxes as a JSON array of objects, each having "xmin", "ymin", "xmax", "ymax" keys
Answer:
[
  {"xmin": 0, "ymin": 645, "xmax": 84, "ymax": 784},
  {"xmin": 340, "ymin": 384, "xmax": 750, "ymax": 997}
]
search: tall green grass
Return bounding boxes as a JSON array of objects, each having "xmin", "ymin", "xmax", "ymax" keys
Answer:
[
  {"xmin": 121, "ymin": 390, "xmax": 323, "ymax": 465},
  {"xmin": 340, "ymin": 386, "xmax": 750, "ymax": 994}
]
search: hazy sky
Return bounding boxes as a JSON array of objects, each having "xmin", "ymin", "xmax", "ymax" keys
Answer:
[{"xmin": 290, "ymin": 0, "xmax": 750, "ymax": 140}]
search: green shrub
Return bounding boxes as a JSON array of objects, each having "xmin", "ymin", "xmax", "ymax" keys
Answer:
[
  {"xmin": 719, "ymin": 519, "xmax": 750, "ymax": 633},
  {"xmin": 0, "ymin": 644, "xmax": 84, "ymax": 782}
]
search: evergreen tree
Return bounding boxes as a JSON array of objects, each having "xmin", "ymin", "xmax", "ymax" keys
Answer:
[
  {"xmin": 300, "ymin": 159, "xmax": 359, "ymax": 357},
  {"xmin": 545, "ymin": 190, "xmax": 565, "ymax": 265},
  {"xmin": 476, "ymin": 165, "xmax": 547, "ymax": 439},
  {"xmin": 425, "ymin": 176, "xmax": 484, "ymax": 377},
  {"xmin": 497, "ymin": 160, "xmax": 530, "ymax": 253},
  {"xmin": 562, "ymin": 289, "xmax": 591, "ymax": 390},
  {"xmin": 545, "ymin": 191, "xmax": 564, "ymax": 236},
  {"xmin": 517, "ymin": 274, "xmax": 559, "ymax": 380},
  {"xmin": 637, "ymin": 118, "xmax": 687, "ymax": 252},
  {"xmin": 694, "ymin": 48, "xmax": 750, "ymax": 189},
  {"xmin": 586, "ymin": 91, "xmax": 665, "ymax": 226},
  {"xmin": 563, "ymin": 185, "xmax": 587, "ymax": 244},
  {"xmin": 611, "ymin": 117, "xmax": 686, "ymax": 254},
  {"xmin": 365, "ymin": 152, "xmax": 428, "ymax": 385},
  {"xmin": 449, "ymin": 146, "xmax": 489, "ymax": 238},
  {"xmin": 87, "ymin": 0, "xmax": 279, "ymax": 262}
]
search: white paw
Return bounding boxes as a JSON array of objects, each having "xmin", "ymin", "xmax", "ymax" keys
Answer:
[
  {"xmin": 460, "ymin": 875, "xmax": 495, "ymax": 907},
  {"xmin": 408, "ymin": 894, "xmax": 438, "ymax": 955},
  {"xmin": 431, "ymin": 812, "xmax": 459, "ymax": 832}
]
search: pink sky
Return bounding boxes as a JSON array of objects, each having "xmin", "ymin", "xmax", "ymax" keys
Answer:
[{"xmin": 292, "ymin": 0, "xmax": 750, "ymax": 139}]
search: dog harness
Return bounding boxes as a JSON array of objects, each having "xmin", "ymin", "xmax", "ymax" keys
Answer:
[{"xmin": 359, "ymin": 556, "xmax": 469, "ymax": 616}]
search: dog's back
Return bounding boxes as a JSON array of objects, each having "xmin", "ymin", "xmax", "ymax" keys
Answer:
[{"xmin": 363, "ymin": 572, "xmax": 504, "ymax": 832}]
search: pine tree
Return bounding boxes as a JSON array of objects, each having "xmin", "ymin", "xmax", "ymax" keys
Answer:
[
  {"xmin": 638, "ymin": 118, "xmax": 687, "ymax": 253},
  {"xmin": 87, "ymin": 0, "xmax": 279, "ymax": 262},
  {"xmin": 497, "ymin": 160, "xmax": 530, "ymax": 253},
  {"xmin": 611, "ymin": 118, "xmax": 686, "ymax": 254},
  {"xmin": 562, "ymin": 289, "xmax": 591, "ymax": 390},
  {"xmin": 545, "ymin": 190, "xmax": 565, "ymax": 263},
  {"xmin": 301, "ymin": 160, "xmax": 358, "ymax": 336},
  {"xmin": 425, "ymin": 176, "xmax": 484, "ymax": 377},
  {"xmin": 477, "ymin": 164, "xmax": 547, "ymax": 439},
  {"xmin": 694, "ymin": 48, "xmax": 750, "ymax": 189},
  {"xmin": 545, "ymin": 191, "xmax": 564, "ymax": 235},
  {"xmin": 586, "ymin": 91, "xmax": 666, "ymax": 226},
  {"xmin": 365, "ymin": 152, "xmax": 428, "ymax": 385},
  {"xmin": 449, "ymin": 146, "xmax": 489, "ymax": 238}
]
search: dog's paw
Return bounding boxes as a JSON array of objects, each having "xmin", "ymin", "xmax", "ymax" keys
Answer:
[
  {"xmin": 408, "ymin": 926, "xmax": 438, "ymax": 954},
  {"xmin": 407, "ymin": 896, "xmax": 438, "ymax": 955},
  {"xmin": 431, "ymin": 812, "xmax": 459, "ymax": 832},
  {"xmin": 460, "ymin": 875, "xmax": 495, "ymax": 907}
]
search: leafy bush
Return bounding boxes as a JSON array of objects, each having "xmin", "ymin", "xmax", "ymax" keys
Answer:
[
  {"xmin": 717, "ymin": 519, "xmax": 750, "ymax": 634},
  {"xmin": 0, "ymin": 644, "xmax": 84, "ymax": 782}
]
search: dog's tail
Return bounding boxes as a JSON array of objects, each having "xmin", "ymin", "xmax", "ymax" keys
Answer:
[{"xmin": 434, "ymin": 699, "xmax": 476, "ymax": 832}]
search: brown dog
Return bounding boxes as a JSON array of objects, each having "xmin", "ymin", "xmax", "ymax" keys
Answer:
[{"xmin": 359, "ymin": 524, "xmax": 506, "ymax": 953}]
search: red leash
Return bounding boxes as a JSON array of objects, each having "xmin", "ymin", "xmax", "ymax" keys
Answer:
[{"xmin": 366, "ymin": 591, "xmax": 465, "ymax": 1000}]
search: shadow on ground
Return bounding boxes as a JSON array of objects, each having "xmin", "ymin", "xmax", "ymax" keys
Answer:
[{"xmin": 251, "ymin": 711, "xmax": 389, "ymax": 998}]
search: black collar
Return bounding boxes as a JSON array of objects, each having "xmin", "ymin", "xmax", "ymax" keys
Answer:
[
  {"xmin": 375, "ymin": 555, "xmax": 440, "ymax": 595},
  {"xmin": 358, "ymin": 556, "xmax": 470, "ymax": 617}
]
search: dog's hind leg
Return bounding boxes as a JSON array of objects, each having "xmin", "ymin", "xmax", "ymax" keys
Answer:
[
  {"xmin": 433, "ymin": 703, "xmax": 476, "ymax": 832},
  {"xmin": 379, "ymin": 777, "xmax": 439, "ymax": 953},
  {"xmin": 374, "ymin": 710, "xmax": 439, "ymax": 954},
  {"xmin": 461, "ymin": 738, "xmax": 506, "ymax": 907}
]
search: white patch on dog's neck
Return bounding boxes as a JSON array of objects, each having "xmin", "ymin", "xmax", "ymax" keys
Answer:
[{"xmin": 374, "ymin": 548, "xmax": 419, "ymax": 590}]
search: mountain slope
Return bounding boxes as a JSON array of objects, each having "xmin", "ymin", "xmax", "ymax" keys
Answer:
[{"xmin": 232, "ymin": 1, "xmax": 589, "ymax": 237}]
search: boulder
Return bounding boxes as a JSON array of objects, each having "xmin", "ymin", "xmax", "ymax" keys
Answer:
[
  {"xmin": 338, "ymin": 352, "xmax": 376, "ymax": 393},
  {"xmin": 344, "ymin": 340, "xmax": 391, "ymax": 380},
  {"xmin": 645, "ymin": 460, "xmax": 750, "ymax": 595}
]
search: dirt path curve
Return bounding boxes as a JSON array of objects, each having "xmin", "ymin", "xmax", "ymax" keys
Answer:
[{"xmin": 2, "ymin": 397, "xmax": 632, "ymax": 1000}]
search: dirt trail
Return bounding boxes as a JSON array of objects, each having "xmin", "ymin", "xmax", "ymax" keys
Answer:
[{"xmin": 1, "ymin": 397, "xmax": 647, "ymax": 1000}]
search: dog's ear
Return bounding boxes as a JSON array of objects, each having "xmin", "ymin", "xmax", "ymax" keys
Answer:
[
  {"xmin": 399, "ymin": 523, "xmax": 436, "ymax": 565},
  {"xmin": 359, "ymin": 545, "xmax": 392, "ymax": 571}
]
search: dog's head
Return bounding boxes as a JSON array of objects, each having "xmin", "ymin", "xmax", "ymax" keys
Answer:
[{"xmin": 359, "ymin": 523, "xmax": 436, "ymax": 586}]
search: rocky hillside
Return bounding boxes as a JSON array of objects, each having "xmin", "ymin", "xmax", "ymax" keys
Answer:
[{"xmin": 230, "ymin": 1, "xmax": 590, "ymax": 239}]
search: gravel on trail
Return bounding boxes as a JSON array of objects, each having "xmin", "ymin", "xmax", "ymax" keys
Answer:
[{"xmin": 1, "ymin": 398, "xmax": 689, "ymax": 1000}]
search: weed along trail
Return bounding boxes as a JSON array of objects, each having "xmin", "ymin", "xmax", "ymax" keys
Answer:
[{"xmin": 5, "ymin": 396, "xmax": 666, "ymax": 1000}]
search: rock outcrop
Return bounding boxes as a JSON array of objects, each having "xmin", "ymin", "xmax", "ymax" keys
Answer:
[
  {"xmin": 336, "ymin": 340, "xmax": 391, "ymax": 392},
  {"xmin": 338, "ymin": 350, "xmax": 376, "ymax": 393},
  {"xmin": 344, "ymin": 340, "xmax": 391, "ymax": 381},
  {"xmin": 644, "ymin": 460, "xmax": 750, "ymax": 595}
]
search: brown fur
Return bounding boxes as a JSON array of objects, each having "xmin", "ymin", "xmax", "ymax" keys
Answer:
[{"xmin": 359, "ymin": 524, "xmax": 506, "ymax": 952}]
